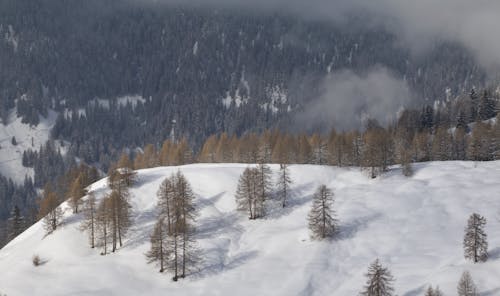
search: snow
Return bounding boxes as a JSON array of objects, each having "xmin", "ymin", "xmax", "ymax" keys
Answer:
[
  {"xmin": 88, "ymin": 96, "xmax": 145, "ymax": 110},
  {"xmin": 0, "ymin": 109, "xmax": 58, "ymax": 183},
  {"xmin": 260, "ymin": 86, "xmax": 289, "ymax": 114},
  {"xmin": 2, "ymin": 162, "xmax": 500, "ymax": 295},
  {"xmin": 221, "ymin": 89, "xmax": 247, "ymax": 109},
  {"xmin": 193, "ymin": 41, "xmax": 199, "ymax": 56},
  {"xmin": 2, "ymin": 24, "xmax": 19, "ymax": 52}
]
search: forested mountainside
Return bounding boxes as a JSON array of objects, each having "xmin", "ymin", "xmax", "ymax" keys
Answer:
[
  {"xmin": 0, "ymin": 0, "xmax": 485, "ymax": 130},
  {"xmin": 0, "ymin": 0, "xmax": 497, "ymax": 247}
]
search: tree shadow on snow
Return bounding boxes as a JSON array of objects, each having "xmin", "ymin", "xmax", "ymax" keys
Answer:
[
  {"xmin": 193, "ymin": 250, "xmax": 259, "ymax": 279},
  {"xmin": 196, "ymin": 192, "xmax": 225, "ymax": 211},
  {"xmin": 265, "ymin": 182, "xmax": 316, "ymax": 220},
  {"xmin": 196, "ymin": 212, "xmax": 243, "ymax": 240},
  {"xmin": 335, "ymin": 213, "xmax": 382, "ymax": 241},
  {"xmin": 403, "ymin": 285, "xmax": 426, "ymax": 296},
  {"xmin": 488, "ymin": 247, "xmax": 500, "ymax": 260},
  {"xmin": 123, "ymin": 207, "xmax": 158, "ymax": 249},
  {"xmin": 481, "ymin": 287, "xmax": 500, "ymax": 296}
]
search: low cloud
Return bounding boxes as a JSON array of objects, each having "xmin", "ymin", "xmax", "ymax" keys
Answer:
[{"xmin": 295, "ymin": 67, "xmax": 412, "ymax": 131}]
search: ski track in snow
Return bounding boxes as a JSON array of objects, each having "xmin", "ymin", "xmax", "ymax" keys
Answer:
[{"xmin": 1, "ymin": 162, "xmax": 500, "ymax": 295}]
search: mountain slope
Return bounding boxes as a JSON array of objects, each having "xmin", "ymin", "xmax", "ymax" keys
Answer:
[{"xmin": 1, "ymin": 162, "xmax": 500, "ymax": 295}]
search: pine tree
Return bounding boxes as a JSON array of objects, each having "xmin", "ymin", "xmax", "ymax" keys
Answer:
[
  {"xmin": 463, "ymin": 213, "xmax": 488, "ymax": 263},
  {"xmin": 308, "ymin": 185, "xmax": 337, "ymax": 239},
  {"xmin": 276, "ymin": 163, "xmax": 292, "ymax": 207},
  {"xmin": 7, "ymin": 205, "xmax": 25, "ymax": 240},
  {"xmin": 80, "ymin": 192, "xmax": 97, "ymax": 248},
  {"xmin": 146, "ymin": 217, "xmax": 169, "ymax": 272},
  {"xmin": 457, "ymin": 271, "xmax": 478, "ymax": 296},
  {"xmin": 359, "ymin": 259, "xmax": 395, "ymax": 296}
]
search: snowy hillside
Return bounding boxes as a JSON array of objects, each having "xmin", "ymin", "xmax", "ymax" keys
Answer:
[
  {"xmin": 1, "ymin": 162, "xmax": 500, "ymax": 295},
  {"xmin": 0, "ymin": 109, "xmax": 58, "ymax": 183}
]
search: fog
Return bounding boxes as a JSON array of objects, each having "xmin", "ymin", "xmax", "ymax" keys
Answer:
[{"xmin": 294, "ymin": 67, "xmax": 412, "ymax": 131}]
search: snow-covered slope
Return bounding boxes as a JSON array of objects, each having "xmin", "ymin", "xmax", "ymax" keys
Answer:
[
  {"xmin": 1, "ymin": 162, "xmax": 500, "ymax": 295},
  {"xmin": 0, "ymin": 109, "xmax": 58, "ymax": 183}
]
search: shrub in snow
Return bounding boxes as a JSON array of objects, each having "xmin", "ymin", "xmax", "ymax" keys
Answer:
[{"xmin": 32, "ymin": 255, "xmax": 41, "ymax": 266}]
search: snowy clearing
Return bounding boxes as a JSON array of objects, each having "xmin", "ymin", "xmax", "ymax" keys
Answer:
[
  {"xmin": 1, "ymin": 162, "xmax": 500, "ymax": 295},
  {"xmin": 0, "ymin": 109, "xmax": 58, "ymax": 183}
]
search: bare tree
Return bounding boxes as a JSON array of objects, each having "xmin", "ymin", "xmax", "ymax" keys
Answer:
[
  {"xmin": 96, "ymin": 197, "xmax": 111, "ymax": 255},
  {"xmin": 276, "ymin": 163, "xmax": 292, "ymax": 208},
  {"xmin": 148, "ymin": 171, "xmax": 199, "ymax": 280},
  {"xmin": 308, "ymin": 185, "xmax": 337, "ymax": 239},
  {"xmin": 425, "ymin": 285, "xmax": 443, "ymax": 296},
  {"xmin": 80, "ymin": 192, "xmax": 97, "ymax": 248},
  {"xmin": 68, "ymin": 175, "xmax": 88, "ymax": 214},
  {"xmin": 457, "ymin": 271, "xmax": 478, "ymax": 296},
  {"xmin": 359, "ymin": 259, "xmax": 395, "ymax": 296},
  {"xmin": 256, "ymin": 163, "xmax": 272, "ymax": 215},
  {"xmin": 146, "ymin": 217, "xmax": 169, "ymax": 272},
  {"xmin": 38, "ymin": 184, "xmax": 63, "ymax": 234},
  {"xmin": 235, "ymin": 167, "xmax": 262, "ymax": 219},
  {"xmin": 463, "ymin": 213, "xmax": 488, "ymax": 263},
  {"xmin": 173, "ymin": 171, "xmax": 199, "ymax": 279}
]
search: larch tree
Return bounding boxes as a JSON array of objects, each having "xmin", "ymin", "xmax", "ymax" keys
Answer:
[
  {"xmin": 96, "ymin": 197, "xmax": 111, "ymax": 255},
  {"xmin": 235, "ymin": 167, "xmax": 262, "ymax": 219},
  {"xmin": 463, "ymin": 213, "xmax": 488, "ymax": 263},
  {"xmin": 107, "ymin": 163, "xmax": 134, "ymax": 250},
  {"xmin": 276, "ymin": 163, "xmax": 292, "ymax": 208},
  {"xmin": 146, "ymin": 217, "xmax": 169, "ymax": 272},
  {"xmin": 362, "ymin": 125, "xmax": 391, "ymax": 178},
  {"xmin": 38, "ymin": 184, "xmax": 63, "ymax": 234},
  {"xmin": 425, "ymin": 285, "xmax": 443, "ymax": 296},
  {"xmin": 108, "ymin": 189, "xmax": 132, "ymax": 252},
  {"xmin": 359, "ymin": 259, "xmax": 395, "ymax": 296},
  {"xmin": 116, "ymin": 152, "xmax": 137, "ymax": 187},
  {"xmin": 174, "ymin": 171, "xmax": 198, "ymax": 279},
  {"xmin": 256, "ymin": 163, "xmax": 272, "ymax": 214},
  {"xmin": 148, "ymin": 171, "xmax": 199, "ymax": 280},
  {"xmin": 424, "ymin": 286, "xmax": 434, "ymax": 296},
  {"xmin": 159, "ymin": 139, "xmax": 173, "ymax": 165},
  {"xmin": 308, "ymin": 185, "xmax": 337, "ymax": 239},
  {"xmin": 457, "ymin": 271, "xmax": 478, "ymax": 296},
  {"xmin": 310, "ymin": 134, "xmax": 328, "ymax": 165},
  {"xmin": 7, "ymin": 205, "xmax": 25, "ymax": 240},
  {"xmin": 68, "ymin": 174, "xmax": 88, "ymax": 214},
  {"xmin": 198, "ymin": 135, "xmax": 218, "ymax": 163},
  {"xmin": 258, "ymin": 131, "xmax": 273, "ymax": 164},
  {"xmin": 157, "ymin": 176, "xmax": 175, "ymax": 233},
  {"xmin": 80, "ymin": 191, "xmax": 97, "ymax": 248}
]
